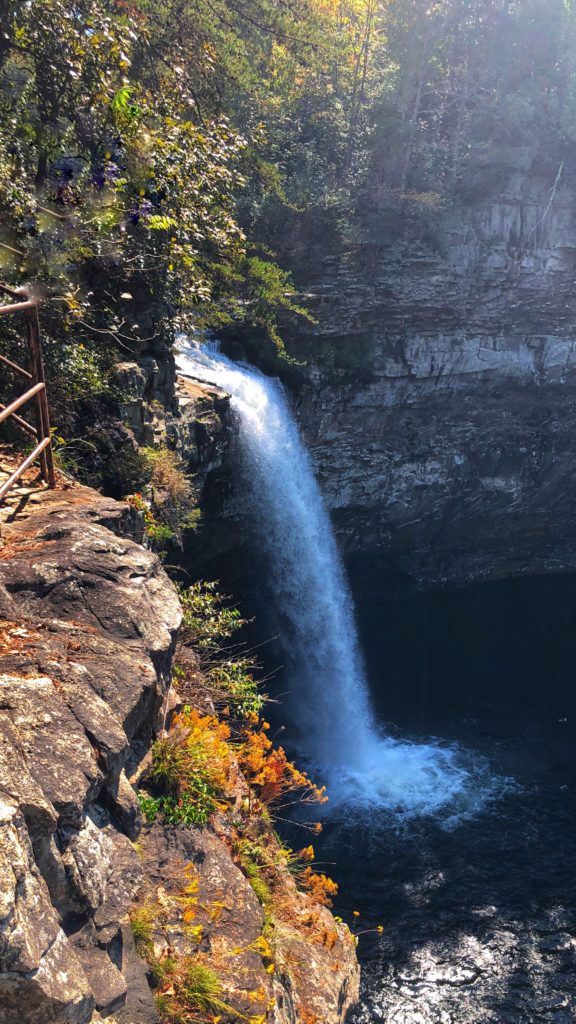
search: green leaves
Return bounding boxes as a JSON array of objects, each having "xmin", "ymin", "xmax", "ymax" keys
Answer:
[
  {"xmin": 0, "ymin": 0, "xmax": 356, "ymax": 366},
  {"xmin": 111, "ymin": 85, "xmax": 134, "ymax": 111},
  {"xmin": 178, "ymin": 581, "xmax": 246, "ymax": 650},
  {"xmin": 147, "ymin": 215, "xmax": 177, "ymax": 230}
]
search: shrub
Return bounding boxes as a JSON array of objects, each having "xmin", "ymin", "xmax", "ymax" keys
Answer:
[
  {"xmin": 146, "ymin": 709, "xmax": 232, "ymax": 826},
  {"xmin": 300, "ymin": 869, "xmax": 338, "ymax": 908},
  {"xmin": 238, "ymin": 721, "xmax": 327, "ymax": 810},
  {"xmin": 176, "ymin": 582, "xmax": 263, "ymax": 718},
  {"xmin": 142, "ymin": 446, "xmax": 191, "ymax": 500},
  {"xmin": 125, "ymin": 447, "xmax": 199, "ymax": 551},
  {"xmin": 127, "ymin": 492, "xmax": 175, "ymax": 547},
  {"xmin": 208, "ymin": 659, "xmax": 264, "ymax": 718},
  {"xmin": 178, "ymin": 581, "xmax": 246, "ymax": 651},
  {"xmin": 51, "ymin": 343, "xmax": 116, "ymax": 403}
]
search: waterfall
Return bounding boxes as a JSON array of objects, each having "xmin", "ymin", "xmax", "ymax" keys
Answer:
[{"xmin": 178, "ymin": 343, "xmax": 482, "ymax": 819}]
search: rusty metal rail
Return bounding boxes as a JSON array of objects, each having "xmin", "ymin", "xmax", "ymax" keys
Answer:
[{"xmin": 0, "ymin": 284, "xmax": 55, "ymax": 502}]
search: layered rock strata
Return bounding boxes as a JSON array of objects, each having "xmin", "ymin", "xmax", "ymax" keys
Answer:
[{"xmin": 289, "ymin": 169, "xmax": 576, "ymax": 585}]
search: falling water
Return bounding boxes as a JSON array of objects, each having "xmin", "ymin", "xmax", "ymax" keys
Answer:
[{"xmin": 178, "ymin": 343, "xmax": 487, "ymax": 819}]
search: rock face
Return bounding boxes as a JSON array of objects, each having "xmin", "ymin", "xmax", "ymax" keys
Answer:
[
  {"xmin": 175, "ymin": 373, "xmax": 233, "ymax": 486},
  {"xmin": 298, "ymin": 334, "xmax": 576, "ymax": 586},
  {"xmin": 289, "ymin": 166, "xmax": 576, "ymax": 585},
  {"xmin": 136, "ymin": 824, "xmax": 359, "ymax": 1024},
  {"xmin": 0, "ymin": 486, "xmax": 181, "ymax": 1024},
  {"xmin": 0, "ymin": 481, "xmax": 359, "ymax": 1024},
  {"xmin": 111, "ymin": 360, "xmax": 234, "ymax": 537},
  {"xmin": 112, "ymin": 357, "xmax": 232, "ymax": 478}
]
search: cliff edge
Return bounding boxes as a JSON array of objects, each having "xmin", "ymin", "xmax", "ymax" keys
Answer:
[{"xmin": 0, "ymin": 476, "xmax": 359, "ymax": 1024}]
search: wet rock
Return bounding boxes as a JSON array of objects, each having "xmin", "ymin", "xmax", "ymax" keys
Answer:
[
  {"xmin": 175, "ymin": 373, "xmax": 232, "ymax": 476},
  {"xmin": 538, "ymin": 934, "xmax": 575, "ymax": 954}
]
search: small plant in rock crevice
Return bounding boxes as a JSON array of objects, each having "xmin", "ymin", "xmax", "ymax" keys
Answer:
[
  {"xmin": 129, "ymin": 861, "xmax": 270, "ymax": 1024},
  {"xmin": 130, "ymin": 903, "xmax": 157, "ymax": 956},
  {"xmin": 178, "ymin": 581, "xmax": 247, "ymax": 652},
  {"xmin": 127, "ymin": 491, "xmax": 175, "ymax": 548},
  {"xmin": 142, "ymin": 708, "xmax": 232, "ymax": 826},
  {"xmin": 175, "ymin": 581, "xmax": 263, "ymax": 718},
  {"xmin": 125, "ymin": 447, "xmax": 200, "ymax": 551}
]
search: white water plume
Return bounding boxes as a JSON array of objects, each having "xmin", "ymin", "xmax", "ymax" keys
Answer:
[{"xmin": 178, "ymin": 342, "xmax": 487, "ymax": 819}]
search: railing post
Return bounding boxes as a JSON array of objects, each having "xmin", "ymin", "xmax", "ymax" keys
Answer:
[
  {"xmin": 0, "ymin": 282, "xmax": 56, "ymax": 502},
  {"xmin": 25, "ymin": 300, "xmax": 55, "ymax": 487}
]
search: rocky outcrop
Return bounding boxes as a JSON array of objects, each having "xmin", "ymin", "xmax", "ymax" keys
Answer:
[
  {"xmin": 175, "ymin": 374, "xmax": 233, "ymax": 485},
  {"xmin": 111, "ymin": 359, "xmax": 233, "ymax": 529},
  {"xmin": 288, "ymin": 164, "xmax": 576, "ymax": 585},
  {"xmin": 0, "ymin": 480, "xmax": 359, "ymax": 1024},
  {"xmin": 112, "ymin": 359, "xmax": 231, "ymax": 472},
  {"xmin": 297, "ymin": 334, "xmax": 576, "ymax": 586},
  {"xmin": 135, "ymin": 824, "xmax": 359, "ymax": 1024},
  {"xmin": 114, "ymin": 357, "xmax": 179, "ymax": 447},
  {"xmin": 0, "ymin": 485, "xmax": 181, "ymax": 1024}
]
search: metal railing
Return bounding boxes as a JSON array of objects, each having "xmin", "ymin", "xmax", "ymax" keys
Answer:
[{"xmin": 0, "ymin": 284, "xmax": 55, "ymax": 502}]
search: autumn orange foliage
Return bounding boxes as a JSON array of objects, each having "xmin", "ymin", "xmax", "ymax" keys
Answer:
[
  {"xmin": 300, "ymin": 868, "xmax": 338, "ymax": 907},
  {"xmin": 238, "ymin": 720, "xmax": 327, "ymax": 808}
]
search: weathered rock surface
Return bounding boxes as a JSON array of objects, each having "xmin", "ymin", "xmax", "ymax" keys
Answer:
[
  {"xmin": 174, "ymin": 373, "xmax": 246, "ymax": 574},
  {"xmin": 175, "ymin": 373, "xmax": 233, "ymax": 483},
  {"xmin": 297, "ymin": 334, "xmax": 576, "ymax": 586},
  {"xmin": 136, "ymin": 823, "xmax": 359, "ymax": 1024},
  {"xmin": 0, "ymin": 486, "xmax": 181, "ymax": 1024},
  {"xmin": 0, "ymin": 480, "xmax": 359, "ymax": 1024},
  {"xmin": 111, "ymin": 357, "xmax": 232, "ymax": 487},
  {"xmin": 175, "ymin": 168, "xmax": 576, "ymax": 588}
]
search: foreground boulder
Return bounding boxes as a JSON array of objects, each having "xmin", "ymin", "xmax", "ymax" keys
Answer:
[{"xmin": 0, "ymin": 486, "xmax": 180, "ymax": 1023}]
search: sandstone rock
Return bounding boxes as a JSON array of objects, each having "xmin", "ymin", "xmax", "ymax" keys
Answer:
[
  {"xmin": 0, "ymin": 482, "xmax": 359, "ymax": 1024},
  {"xmin": 71, "ymin": 932, "xmax": 127, "ymax": 1016},
  {"xmin": 182, "ymin": 173, "xmax": 576, "ymax": 589},
  {"xmin": 138, "ymin": 822, "xmax": 359, "ymax": 1024},
  {"xmin": 175, "ymin": 374, "xmax": 232, "ymax": 477},
  {"xmin": 0, "ymin": 674, "xmax": 102, "ymax": 827},
  {"xmin": 113, "ymin": 924, "xmax": 158, "ymax": 1024},
  {"xmin": 105, "ymin": 770, "xmax": 142, "ymax": 842}
]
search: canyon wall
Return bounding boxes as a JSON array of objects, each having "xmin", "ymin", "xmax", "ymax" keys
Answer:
[{"xmin": 289, "ymin": 163, "xmax": 576, "ymax": 585}]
